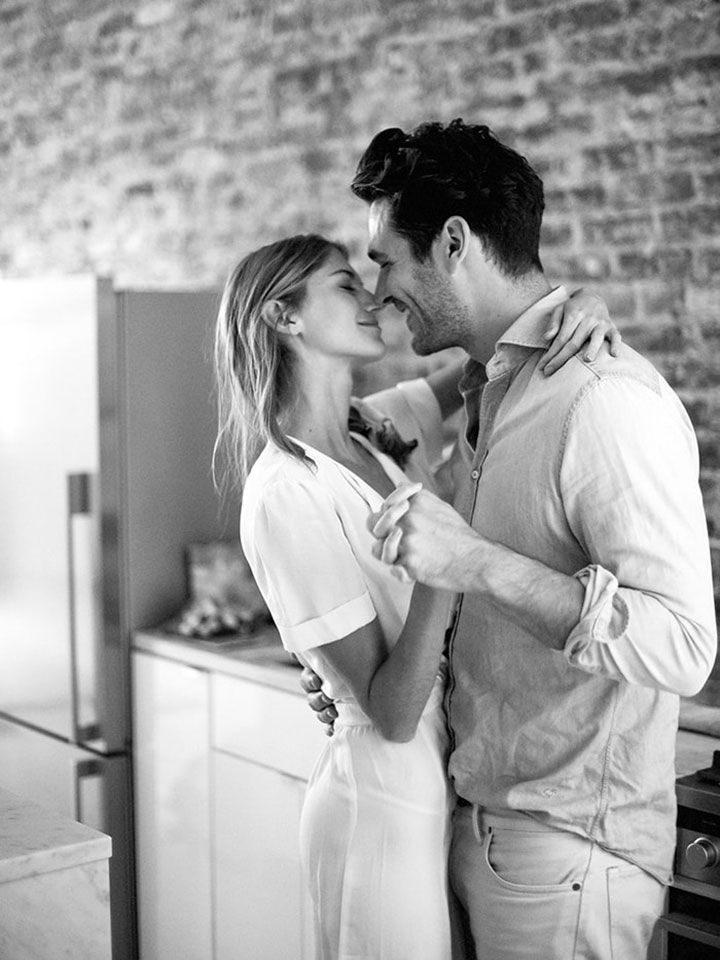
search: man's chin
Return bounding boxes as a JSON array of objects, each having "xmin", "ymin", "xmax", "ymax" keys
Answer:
[{"xmin": 410, "ymin": 332, "xmax": 443, "ymax": 357}]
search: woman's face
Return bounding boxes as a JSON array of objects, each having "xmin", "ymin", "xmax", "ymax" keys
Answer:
[{"xmin": 289, "ymin": 248, "xmax": 386, "ymax": 366}]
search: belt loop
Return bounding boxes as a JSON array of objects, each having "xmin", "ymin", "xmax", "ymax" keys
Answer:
[{"xmin": 471, "ymin": 803, "xmax": 483, "ymax": 843}]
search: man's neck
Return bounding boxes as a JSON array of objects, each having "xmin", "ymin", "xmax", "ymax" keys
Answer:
[{"xmin": 466, "ymin": 271, "xmax": 552, "ymax": 364}]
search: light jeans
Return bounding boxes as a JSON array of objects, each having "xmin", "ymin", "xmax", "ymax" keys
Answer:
[{"xmin": 450, "ymin": 805, "xmax": 666, "ymax": 960}]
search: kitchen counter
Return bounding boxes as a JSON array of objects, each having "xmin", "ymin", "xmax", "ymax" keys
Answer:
[
  {"xmin": 133, "ymin": 623, "xmax": 304, "ymax": 694},
  {"xmin": 0, "ymin": 788, "xmax": 110, "ymax": 884},
  {"xmin": 0, "ymin": 787, "xmax": 112, "ymax": 959},
  {"xmin": 134, "ymin": 625, "xmax": 720, "ymax": 778}
]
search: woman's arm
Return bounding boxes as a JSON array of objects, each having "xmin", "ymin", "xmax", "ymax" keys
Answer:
[
  {"xmin": 316, "ymin": 582, "xmax": 454, "ymax": 742},
  {"xmin": 424, "ymin": 289, "xmax": 622, "ymax": 415},
  {"xmin": 538, "ymin": 288, "xmax": 621, "ymax": 375},
  {"xmin": 424, "ymin": 357, "xmax": 466, "ymax": 420}
]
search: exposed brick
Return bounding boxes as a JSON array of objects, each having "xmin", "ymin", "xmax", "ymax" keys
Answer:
[
  {"xmin": 609, "ymin": 65, "xmax": 672, "ymax": 96},
  {"xmin": 540, "ymin": 220, "xmax": 573, "ymax": 246},
  {"xmin": 628, "ymin": 324, "xmax": 685, "ymax": 353},
  {"xmin": 125, "ymin": 181, "xmax": 155, "ymax": 197},
  {"xmin": 680, "ymin": 54, "xmax": 720, "ymax": 79},
  {"xmin": 663, "ymin": 352, "xmax": 720, "ymax": 391},
  {"xmin": 0, "ymin": 5, "xmax": 26, "ymax": 25},
  {"xmin": 666, "ymin": 132, "xmax": 720, "ymax": 166},
  {"xmin": 545, "ymin": 252, "xmax": 611, "ymax": 281},
  {"xmin": 662, "ymin": 205, "xmax": 720, "ymax": 243},
  {"xmin": 522, "ymin": 49, "xmax": 547, "ymax": 73},
  {"xmin": 547, "ymin": 1, "xmax": 624, "ymax": 32},
  {"xmin": 486, "ymin": 22, "xmax": 536, "ymax": 54},
  {"xmin": 97, "ymin": 11, "xmax": 135, "ymax": 38},
  {"xmin": 659, "ymin": 248, "xmax": 693, "ymax": 278},
  {"xmin": 695, "ymin": 249, "xmax": 720, "ymax": 283},
  {"xmin": 699, "ymin": 171, "xmax": 720, "ymax": 199},
  {"xmin": 584, "ymin": 143, "xmax": 643, "ymax": 173},
  {"xmin": 700, "ymin": 473, "xmax": 720, "ymax": 540},
  {"xmin": 698, "ymin": 432, "xmax": 720, "ymax": 470},
  {"xmin": 565, "ymin": 31, "xmax": 626, "ymax": 64},
  {"xmin": 0, "ymin": 0, "xmax": 716, "ymax": 635},
  {"xmin": 582, "ymin": 212, "xmax": 655, "ymax": 245},
  {"xmin": 505, "ymin": 0, "xmax": 555, "ymax": 11},
  {"xmin": 616, "ymin": 252, "xmax": 658, "ymax": 279}
]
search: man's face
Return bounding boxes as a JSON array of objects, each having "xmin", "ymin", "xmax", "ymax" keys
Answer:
[{"xmin": 366, "ymin": 199, "xmax": 470, "ymax": 357}]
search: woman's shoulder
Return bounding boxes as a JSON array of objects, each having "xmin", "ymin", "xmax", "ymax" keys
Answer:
[{"xmin": 245, "ymin": 443, "xmax": 317, "ymax": 493}]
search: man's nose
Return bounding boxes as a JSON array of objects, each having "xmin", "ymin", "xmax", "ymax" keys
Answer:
[{"xmin": 373, "ymin": 272, "xmax": 388, "ymax": 302}]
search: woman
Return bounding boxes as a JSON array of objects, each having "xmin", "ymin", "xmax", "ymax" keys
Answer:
[{"xmin": 213, "ymin": 234, "xmax": 618, "ymax": 960}]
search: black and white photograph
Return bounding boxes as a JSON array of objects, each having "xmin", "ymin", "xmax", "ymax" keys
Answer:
[{"xmin": 1, "ymin": 1, "xmax": 719, "ymax": 958}]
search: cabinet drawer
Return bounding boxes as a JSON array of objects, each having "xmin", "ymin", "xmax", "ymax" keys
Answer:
[{"xmin": 211, "ymin": 673, "xmax": 324, "ymax": 780}]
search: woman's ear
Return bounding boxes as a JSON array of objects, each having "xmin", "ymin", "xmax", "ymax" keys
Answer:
[{"xmin": 260, "ymin": 299, "xmax": 298, "ymax": 335}]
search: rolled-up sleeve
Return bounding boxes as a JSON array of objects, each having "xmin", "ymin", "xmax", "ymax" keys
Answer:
[
  {"xmin": 362, "ymin": 378, "xmax": 445, "ymax": 470},
  {"xmin": 247, "ymin": 477, "xmax": 376, "ymax": 654},
  {"xmin": 561, "ymin": 375, "xmax": 717, "ymax": 697}
]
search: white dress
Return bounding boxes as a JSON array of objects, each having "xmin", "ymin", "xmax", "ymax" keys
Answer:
[{"xmin": 240, "ymin": 380, "xmax": 454, "ymax": 960}]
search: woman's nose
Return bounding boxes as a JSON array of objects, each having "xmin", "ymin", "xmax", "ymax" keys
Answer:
[{"xmin": 362, "ymin": 289, "xmax": 382, "ymax": 312}]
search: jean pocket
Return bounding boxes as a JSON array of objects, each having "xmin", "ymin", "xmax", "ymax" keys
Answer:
[
  {"xmin": 606, "ymin": 863, "xmax": 665, "ymax": 960},
  {"xmin": 483, "ymin": 827, "xmax": 584, "ymax": 893},
  {"xmin": 478, "ymin": 829, "xmax": 583, "ymax": 958}
]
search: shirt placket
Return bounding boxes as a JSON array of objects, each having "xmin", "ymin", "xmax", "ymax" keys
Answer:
[{"xmin": 444, "ymin": 369, "xmax": 516, "ymax": 758}]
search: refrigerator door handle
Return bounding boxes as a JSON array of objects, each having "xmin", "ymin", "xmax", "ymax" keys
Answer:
[
  {"xmin": 73, "ymin": 757, "xmax": 103, "ymax": 824},
  {"xmin": 67, "ymin": 472, "xmax": 101, "ymax": 744}
]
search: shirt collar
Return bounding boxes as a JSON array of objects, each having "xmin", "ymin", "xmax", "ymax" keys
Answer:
[
  {"xmin": 458, "ymin": 285, "xmax": 570, "ymax": 394},
  {"xmin": 485, "ymin": 285, "xmax": 569, "ymax": 380}
]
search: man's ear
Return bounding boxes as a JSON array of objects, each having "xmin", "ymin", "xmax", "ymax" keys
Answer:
[
  {"xmin": 260, "ymin": 299, "xmax": 298, "ymax": 334},
  {"xmin": 435, "ymin": 216, "xmax": 472, "ymax": 274}
]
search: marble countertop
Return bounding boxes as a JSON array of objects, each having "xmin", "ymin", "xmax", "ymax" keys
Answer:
[{"xmin": 0, "ymin": 788, "xmax": 111, "ymax": 885}]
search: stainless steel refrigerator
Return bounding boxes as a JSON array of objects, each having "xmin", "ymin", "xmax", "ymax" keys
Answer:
[{"xmin": 0, "ymin": 275, "xmax": 227, "ymax": 960}]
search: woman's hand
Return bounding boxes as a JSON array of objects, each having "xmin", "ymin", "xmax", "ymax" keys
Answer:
[{"xmin": 538, "ymin": 289, "xmax": 621, "ymax": 376}]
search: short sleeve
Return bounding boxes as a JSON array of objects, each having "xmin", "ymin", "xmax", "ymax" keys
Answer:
[{"xmin": 244, "ymin": 476, "xmax": 376, "ymax": 654}]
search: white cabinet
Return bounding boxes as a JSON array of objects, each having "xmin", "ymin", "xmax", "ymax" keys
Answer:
[
  {"xmin": 210, "ymin": 672, "xmax": 319, "ymax": 960},
  {"xmin": 213, "ymin": 753, "xmax": 312, "ymax": 960},
  {"xmin": 132, "ymin": 649, "xmax": 321, "ymax": 960},
  {"xmin": 133, "ymin": 651, "xmax": 213, "ymax": 960}
]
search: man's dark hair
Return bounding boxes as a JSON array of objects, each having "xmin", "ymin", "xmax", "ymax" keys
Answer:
[{"xmin": 351, "ymin": 118, "xmax": 545, "ymax": 277}]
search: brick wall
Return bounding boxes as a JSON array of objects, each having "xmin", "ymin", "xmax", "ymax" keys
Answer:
[{"xmin": 1, "ymin": 0, "xmax": 719, "ymax": 698}]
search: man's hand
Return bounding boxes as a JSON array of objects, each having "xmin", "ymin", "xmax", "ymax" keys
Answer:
[
  {"xmin": 370, "ymin": 485, "xmax": 484, "ymax": 592},
  {"xmin": 300, "ymin": 666, "xmax": 337, "ymax": 736}
]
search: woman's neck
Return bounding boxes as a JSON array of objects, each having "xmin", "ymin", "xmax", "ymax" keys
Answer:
[{"xmin": 284, "ymin": 361, "xmax": 356, "ymax": 459}]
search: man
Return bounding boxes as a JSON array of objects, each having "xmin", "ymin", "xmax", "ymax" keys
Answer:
[{"xmin": 355, "ymin": 120, "xmax": 717, "ymax": 958}]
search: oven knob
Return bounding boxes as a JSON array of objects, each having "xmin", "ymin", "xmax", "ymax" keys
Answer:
[{"xmin": 686, "ymin": 837, "xmax": 719, "ymax": 870}]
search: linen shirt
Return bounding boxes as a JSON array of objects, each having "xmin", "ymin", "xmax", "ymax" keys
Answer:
[
  {"xmin": 240, "ymin": 379, "xmax": 445, "ymax": 704},
  {"xmin": 446, "ymin": 286, "xmax": 717, "ymax": 882}
]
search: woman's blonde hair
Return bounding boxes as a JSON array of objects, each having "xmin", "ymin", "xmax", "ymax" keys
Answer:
[{"xmin": 213, "ymin": 233, "xmax": 346, "ymax": 497}]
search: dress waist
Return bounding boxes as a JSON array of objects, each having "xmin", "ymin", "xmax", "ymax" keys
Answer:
[{"xmin": 334, "ymin": 673, "xmax": 446, "ymax": 729}]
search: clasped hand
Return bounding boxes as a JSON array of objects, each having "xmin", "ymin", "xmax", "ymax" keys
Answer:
[{"xmin": 368, "ymin": 482, "xmax": 480, "ymax": 591}]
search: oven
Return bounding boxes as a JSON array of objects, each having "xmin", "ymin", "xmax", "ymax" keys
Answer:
[{"xmin": 657, "ymin": 751, "xmax": 720, "ymax": 959}]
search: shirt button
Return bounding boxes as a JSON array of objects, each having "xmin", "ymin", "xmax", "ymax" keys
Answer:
[{"xmin": 471, "ymin": 469, "xmax": 480, "ymax": 480}]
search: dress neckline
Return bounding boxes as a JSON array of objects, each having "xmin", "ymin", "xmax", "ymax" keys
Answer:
[{"xmin": 288, "ymin": 432, "xmax": 406, "ymax": 502}]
